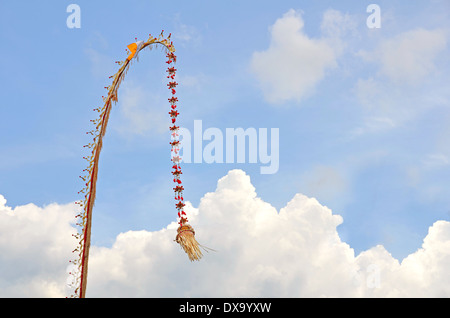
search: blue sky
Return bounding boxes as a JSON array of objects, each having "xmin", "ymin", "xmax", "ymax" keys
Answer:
[{"xmin": 1, "ymin": 0, "xmax": 449, "ymax": 270}]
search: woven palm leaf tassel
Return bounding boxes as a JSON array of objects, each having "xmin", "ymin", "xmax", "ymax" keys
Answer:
[{"xmin": 175, "ymin": 218, "xmax": 203, "ymax": 261}]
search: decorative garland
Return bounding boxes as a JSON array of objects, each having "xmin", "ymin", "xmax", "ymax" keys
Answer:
[{"xmin": 68, "ymin": 31, "xmax": 201, "ymax": 299}]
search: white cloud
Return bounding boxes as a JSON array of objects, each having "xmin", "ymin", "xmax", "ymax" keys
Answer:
[
  {"xmin": 357, "ymin": 221, "xmax": 450, "ymax": 297},
  {"xmin": 1, "ymin": 170, "xmax": 450, "ymax": 297},
  {"xmin": 85, "ymin": 170, "xmax": 450, "ymax": 297},
  {"xmin": 378, "ymin": 28, "xmax": 447, "ymax": 85},
  {"xmin": 359, "ymin": 28, "xmax": 447, "ymax": 85},
  {"xmin": 0, "ymin": 195, "xmax": 77, "ymax": 297},
  {"xmin": 250, "ymin": 9, "xmax": 338, "ymax": 104}
]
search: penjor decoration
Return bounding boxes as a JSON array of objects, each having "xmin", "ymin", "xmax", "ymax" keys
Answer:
[{"xmin": 69, "ymin": 31, "xmax": 202, "ymax": 298}]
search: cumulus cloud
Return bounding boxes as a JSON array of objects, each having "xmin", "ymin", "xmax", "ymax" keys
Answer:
[
  {"xmin": 250, "ymin": 9, "xmax": 338, "ymax": 104},
  {"xmin": 0, "ymin": 195, "xmax": 77, "ymax": 297},
  {"xmin": 356, "ymin": 220, "xmax": 450, "ymax": 297},
  {"xmin": 1, "ymin": 170, "xmax": 450, "ymax": 297},
  {"xmin": 86, "ymin": 170, "xmax": 358, "ymax": 297},
  {"xmin": 86, "ymin": 170, "xmax": 450, "ymax": 297}
]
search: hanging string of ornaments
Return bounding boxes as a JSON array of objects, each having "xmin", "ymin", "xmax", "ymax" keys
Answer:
[{"xmin": 68, "ymin": 31, "xmax": 202, "ymax": 298}]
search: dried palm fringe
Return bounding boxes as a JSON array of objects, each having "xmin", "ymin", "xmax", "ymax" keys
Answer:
[{"xmin": 175, "ymin": 224, "xmax": 203, "ymax": 261}]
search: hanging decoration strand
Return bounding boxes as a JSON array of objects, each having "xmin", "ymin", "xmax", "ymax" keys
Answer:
[
  {"xmin": 167, "ymin": 51, "xmax": 203, "ymax": 262},
  {"xmin": 68, "ymin": 31, "xmax": 201, "ymax": 299}
]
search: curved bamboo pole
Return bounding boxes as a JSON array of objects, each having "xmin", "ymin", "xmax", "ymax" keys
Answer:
[{"xmin": 69, "ymin": 32, "xmax": 181, "ymax": 298}]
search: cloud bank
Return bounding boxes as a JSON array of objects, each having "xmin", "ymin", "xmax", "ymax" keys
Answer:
[
  {"xmin": 0, "ymin": 196, "xmax": 77, "ymax": 297},
  {"xmin": 1, "ymin": 170, "xmax": 450, "ymax": 297}
]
